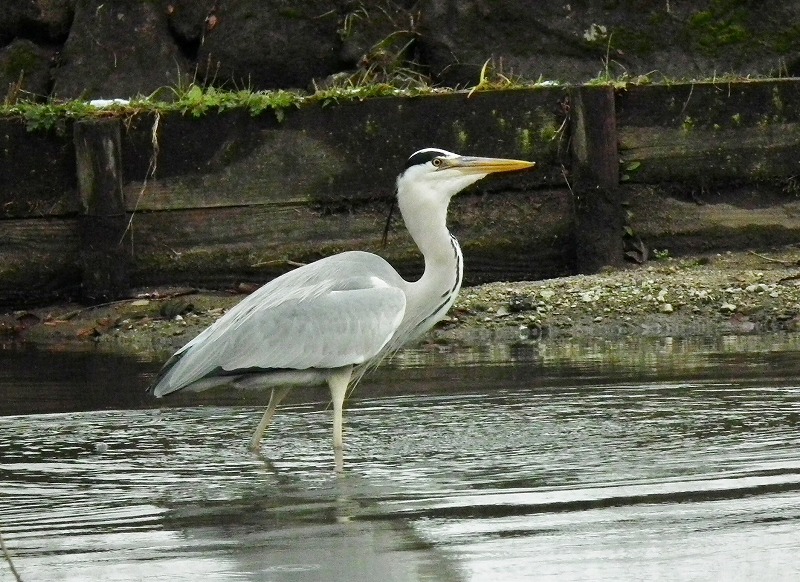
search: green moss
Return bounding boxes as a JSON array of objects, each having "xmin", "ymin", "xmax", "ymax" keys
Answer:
[
  {"xmin": 278, "ymin": 8, "xmax": 303, "ymax": 19},
  {"xmin": 493, "ymin": 111, "xmax": 509, "ymax": 132},
  {"xmin": 771, "ymin": 85, "xmax": 785, "ymax": 114},
  {"xmin": 452, "ymin": 120, "xmax": 469, "ymax": 149},
  {"xmin": 772, "ymin": 24, "xmax": 800, "ymax": 54},
  {"xmin": 687, "ymin": 0, "xmax": 751, "ymax": 55},
  {"xmin": 4, "ymin": 45, "xmax": 40, "ymax": 78},
  {"xmin": 607, "ymin": 27, "xmax": 658, "ymax": 55},
  {"xmin": 538, "ymin": 123, "xmax": 557, "ymax": 142},
  {"xmin": 364, "ymin": 116, "xmax": 378, "ymax": 135},
  {"xmin": 517, "ymin": 128, "xmax": 533, "ymax": 154}
]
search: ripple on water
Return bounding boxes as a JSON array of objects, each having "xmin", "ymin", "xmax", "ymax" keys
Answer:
[{"xmin": 1, "ymin": 349, "xmax": 800, "ymax": 581}]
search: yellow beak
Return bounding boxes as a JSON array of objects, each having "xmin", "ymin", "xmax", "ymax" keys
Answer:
[{"xmin": 442, "ymin": 156, "xmax": 536, "ymax": 175}]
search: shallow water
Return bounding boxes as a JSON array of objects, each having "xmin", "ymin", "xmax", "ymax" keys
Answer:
[{"xmin": 1, "ymin": 335, "xmax": 800, "ymax": 581}]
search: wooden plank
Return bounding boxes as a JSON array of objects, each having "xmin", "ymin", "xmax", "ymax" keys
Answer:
[
  {"xmin": 121, "ymin": 127, "xmax": 340, "ymax": 211},
  {"xmin": 619, "ymin": 123, "xmax": 800, "ymax": 182},
  {"xmin": 570, "ymin": 85, "xmax": 623, "ymax": 273},
  {"xmin": 0, "ymin": 218, "xmax": 81, "ymax": 306},
  {"xmin": 74, "ymin": 119, "xmax": 130, "ymax": 303},
  {"xmin": 120, "ymin": 88, "xmax": 567, "ymax": 212},
  {"xmin": 626, "ymin": 183, "xmax": 800, "ymax": 254},
  {"xmin": 126, "ymin": 189, "xmax": 574, "ymax": 288},
  {"xmin": 0, "ymin": 118, "xmax": 78, "ymax": 218},
  {"xmin": 617, "ymin": 79, "xmax": 800, "ymax": 183}
]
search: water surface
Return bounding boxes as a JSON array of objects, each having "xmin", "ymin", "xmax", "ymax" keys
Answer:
[{"xmin": 1, "ymin": 335, "xmax": 800, "ymax": 581}]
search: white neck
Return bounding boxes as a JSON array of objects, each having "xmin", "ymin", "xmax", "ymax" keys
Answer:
[{"xmin": 396, "ymin": 181, "xmax": 464, "ymax": 338}]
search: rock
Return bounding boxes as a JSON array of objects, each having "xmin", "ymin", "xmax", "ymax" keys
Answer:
[
  {"xmin": 415, "ymin": 1, "xmax": 800, "ymax": 86},
  {"xmin": 160, "ymin": 298, "xmax": 193, "ymax": 319},
  {"xmin": 166, "ymin": 0, "xmax": 216, "ymax": 48},
  {"xmin": 196, "ymin": 0, "xmax": 344, "ymax": 90},
  {"xmin": 5, "ymin": 0, "xmax": 800, "ymax": 100},
  {"xmin": 0, "ymin": 0, "xmax": 75, "ymax": 45},
  {"xmin": 729, "ymin": 315, "xmax": 756, "ymax": 333},
  {"xmin": 720, "ymin": 302, "xmax": 737, "ymax": 313},
  {"xmin": 52, "ymin": 0, "xmax": 189, "ymax": 99},
  {"xmin": 659, "ymin": 303, "xmax": 674, "ymax": 313},
  {"xmin": 539, "ymin": 289, "xmax": 554, "ymax": 301},
  {"xmin": 0, "ymin": 38, "xmax": 55, "ymax": 100},
  {"xmin": 508, "ymin": 295, "xmax": 534, "ymax": 312},
  {"xmin": 336, "ymin": 0, "xmax": 416, "ymax": 70}
]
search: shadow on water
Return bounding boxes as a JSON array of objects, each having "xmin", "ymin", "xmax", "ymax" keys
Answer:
[{"xmin": 2, "ymin": 334, "xmax": 800, "ymax": 581}]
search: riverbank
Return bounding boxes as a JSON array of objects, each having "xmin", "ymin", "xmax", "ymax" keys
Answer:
[{"xmin": 2, "ymin": 248, "xmax": 799, "ymax": 360}]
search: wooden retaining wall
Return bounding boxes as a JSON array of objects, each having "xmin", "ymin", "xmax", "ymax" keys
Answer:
[{"xmin": 2, "ymin": 79, "xmax": 800, "ymax": 306}]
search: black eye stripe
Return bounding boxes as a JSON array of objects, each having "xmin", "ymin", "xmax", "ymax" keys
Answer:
[{"xmin": 403, "ymin": 148, "xmax": 450, "ymax": 170}]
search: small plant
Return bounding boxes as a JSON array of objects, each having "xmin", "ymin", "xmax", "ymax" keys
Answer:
[
  {"xmin": 467, "ymin": 58, "xmax": 529, "ymax": 97},
  {"xmin": 782, "ymin": 175, "xmax": 800, "ymax": 197},
  {"xmin": 621, "ymin": 160, "xmax": 641, "ymax": 182},
  {"xmin": 652, "ymin": 248, "xmax": 671, "ymax": 260}
]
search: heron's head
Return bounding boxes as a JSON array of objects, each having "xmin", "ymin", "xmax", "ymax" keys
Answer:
[
  {"xmin": 396, "ymin": 148, "xmax": 535, "ymax": 206},
  {"xmin": 382, "ymin": 148, "xmax": 535, "ymax": 246}
]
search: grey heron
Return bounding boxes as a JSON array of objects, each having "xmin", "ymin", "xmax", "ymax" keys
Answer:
[{"xmin": 151, "ymin": 148, "xmax": 534, "ymax": 463}]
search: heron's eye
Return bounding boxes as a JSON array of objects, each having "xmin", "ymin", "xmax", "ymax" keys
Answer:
[{"xmin": 432, "ymin": 158, "xmax": 443, "ymax": 168}]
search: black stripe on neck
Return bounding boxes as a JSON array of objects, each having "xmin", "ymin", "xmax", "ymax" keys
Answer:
[{"xmin": 450, "ymin": 236, "xmax": 462, "ymax": 293}]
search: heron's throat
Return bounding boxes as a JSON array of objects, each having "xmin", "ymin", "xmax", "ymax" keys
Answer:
[
  {"xmin": 398, "ymin": 192, "xmax": 457, "ymax": 269},
  {"xmin": 398, "ymin": 191, "xmax": 463, "ymax": 322}
]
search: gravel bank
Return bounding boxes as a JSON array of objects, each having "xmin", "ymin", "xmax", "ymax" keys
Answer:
[{"xmin": 3, "ymin": 248, "xmax": 800, "ymax": 359}]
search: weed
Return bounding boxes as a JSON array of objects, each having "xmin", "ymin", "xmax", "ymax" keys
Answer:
[{"xmin": 467, "ymin": 58, "xmax": 533, "ymax": 97}]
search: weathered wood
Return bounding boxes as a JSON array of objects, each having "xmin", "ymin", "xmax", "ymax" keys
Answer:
[
  {"xmin": 119, "ymin": 89, "xmax": 568, "ymax": 212},
  {"xmin": 74, "ymin": 118, "xmax": 130, "ymax": 303},
  {"xmin": 8, "ymin": 81, "xmax": 800, "ymax": 307},
  {"xmin": 626, "ymin": 183, "xmax": 800, "ymax": 254},
  {"xmin": 0, "ymin": 219, "xmax": 81, "ymax": 306},
  {"xmin": 617, "ymin": 79, "xmax": 800, "ymax": 183},
  {"xmin": 570, "ymin": 85, "xmax": 623, "ymax": 273},
  {"xmin": 126, "ymin": 189, "xmax": 573, "ymax": 288},
  {"xmin": 0, "ymin": 118, "xmax": 78, "ymax": 218}
]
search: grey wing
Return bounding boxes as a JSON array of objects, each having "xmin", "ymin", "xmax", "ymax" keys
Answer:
[{"xmin": 152, "ymin": 252, "xmax": 406, "ymax": 396}]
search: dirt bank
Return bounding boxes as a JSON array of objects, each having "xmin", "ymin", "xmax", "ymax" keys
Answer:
[{"xmin": 2, "ymin": 248, "xmax": 800, "ymax": 360}]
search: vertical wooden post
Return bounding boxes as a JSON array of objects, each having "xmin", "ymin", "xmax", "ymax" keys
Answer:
[
  {"xmin": 570, "ymin": 85, "xmax": 623, "ymax": 273},
  {"xmin": 74, "ymin": 118, "xmax": 130, "ymax": 303}
]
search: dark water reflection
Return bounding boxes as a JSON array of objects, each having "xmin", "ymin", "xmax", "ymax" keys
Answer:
[{"xmin": 1, "ymin": 335, "xmax": 800, "ymax": 581}]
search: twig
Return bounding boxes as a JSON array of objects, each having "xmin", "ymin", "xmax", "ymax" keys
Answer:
[
  {"xmin": 58, "ymin": 289, "xmax": 198, "ymax": 320},
  {"xmin": 679, "ymin": 82, "xmax": 694, "ymax": 117},
  {"xmin": 777, "ymin": 273, "xmax": 800, "ymax": 285},
  {"xmin": 0, "ymin": 527, "xmax": 23, "ymax": 582},
  {"xmin": 120, "ymin": 110, "xmax": 160, "ymax": 247},
  {"xmin": 250, "ymin": 258, "xmax": 306, "ymax": 269},
  {"xmin": 560, "ymin": 164, "xmax": 575, "ymax": 197},
  {"xmin": 747, "ymin": 250, "xmax": 796, "ymax": 266}
]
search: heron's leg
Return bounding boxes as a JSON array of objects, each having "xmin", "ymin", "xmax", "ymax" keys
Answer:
[
  {"xmin": 249, "ymin": 386, "xmax": 291, "ymax": 452},
  {"xmin": 327, "ymin": 366, "xmax": 353, "ymax": 454}
]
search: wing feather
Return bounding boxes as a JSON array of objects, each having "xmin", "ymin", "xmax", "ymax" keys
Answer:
[{"xmin": 152, "ymin": 252, "xmax": 406, "ymax": 396}]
